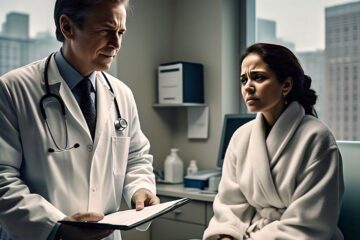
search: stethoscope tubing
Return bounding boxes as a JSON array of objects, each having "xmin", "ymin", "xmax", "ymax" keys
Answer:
[{"xmin": 40, "ymin": 53, "xmax": 127, "ymax": 152}]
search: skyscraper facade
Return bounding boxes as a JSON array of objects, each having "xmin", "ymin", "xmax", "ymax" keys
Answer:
[
  {"xmin": 2, "ymin": 12, "xmax": 29, "ymax": 39},
  {"xmin": 256, "ymin": 18, "xmax": 295, "ymax": 51},
  {"xmin": 0, "ymin": 36, "xmax": 32, "ymax": 75},
  {"xmin": 0, "ymin": 12, "xmax": 60, "ymax": 76},
  {"xmin": 325, "ymin": 1, "xmax": 360, "ymax": 140},
  {"xmin": 297, "ymin": 50, "xmax": 325, "ymax": 118},
  {"xmin": 0, "ymin": 12, "xmax": 32, "ymax": 75}
]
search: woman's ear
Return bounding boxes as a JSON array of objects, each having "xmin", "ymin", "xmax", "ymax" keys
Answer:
[
  {"xmin": 282, "ymin": 77, "xmax": 293, "ymax": 97},
  {"xmin": 59, "ymin": 15, "xmax": 74, "ymax": 40}
]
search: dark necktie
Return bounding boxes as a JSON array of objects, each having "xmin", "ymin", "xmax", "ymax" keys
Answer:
[{"xmin": 72, "ymin": 78, "xmax": 96, "ymax": 139}]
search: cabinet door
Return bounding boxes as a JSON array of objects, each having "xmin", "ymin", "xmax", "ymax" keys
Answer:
[
  {"xmin": 120, "ymin": 198, "xmax": 150, "ymax": 240},
  {"xmin": 159, "ymin": 196, "xmax": 206, "ymax": 225},
  {"xmin": 151, "ymin": 218, "xmax": 205, "ymax": 240},
  {"xmin": 206, "ymin": 202, "xmax": 214, "ymax": 225},
  {"xmin": 121, "ymin": 229, "xmax": 150, "ymax": 240}
]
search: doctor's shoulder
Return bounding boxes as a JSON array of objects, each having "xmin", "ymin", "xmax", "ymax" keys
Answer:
[
  {"xmin": 101, "ymin": 72, "xmax": 133, "ymax": 96},
  {"xmin": 0, "ymin": 58, "xmax": 45, "ymax": 86}
]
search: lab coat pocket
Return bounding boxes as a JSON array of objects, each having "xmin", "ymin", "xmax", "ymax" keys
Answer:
[
  {"xmin": 111, "ymin": 136, "xmax": 130, "ymax": 206},
  {"xmin": 112, "ymin": 136, "xmax": 130, "ymax": 176}
]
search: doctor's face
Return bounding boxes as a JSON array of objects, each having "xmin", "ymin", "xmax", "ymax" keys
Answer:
[
  {"xmin": 241, "ymin": 53, "xmax": 288, "ymax": 123},
  {"xmin": 63, "ymin": 1, "xmax": 126, "ymax": 76}
]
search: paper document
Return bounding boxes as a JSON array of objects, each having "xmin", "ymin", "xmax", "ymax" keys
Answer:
[{"xmin": 59, "ymin": 198, "xmax": 190, "ymax": 230}]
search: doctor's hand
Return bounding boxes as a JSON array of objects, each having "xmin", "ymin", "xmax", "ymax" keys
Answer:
[
  {"xmin": 55, "ymin": 212, "xmax": 113, "ymax": 240},
  {"xmin": 132, "ymin": 188, "xmax": 160, "ymax": 210}
]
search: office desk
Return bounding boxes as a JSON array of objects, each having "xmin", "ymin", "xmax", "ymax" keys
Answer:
[{"xmin": 151, "ymin": 183, "xmax": 216, "ymax": 240}]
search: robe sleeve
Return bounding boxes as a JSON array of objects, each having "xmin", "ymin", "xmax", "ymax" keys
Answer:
[
  {"xmin": 203, "ymin": 139, "xmax": 255, "ymax": 240},
  {"xmin": 250, "ymin": 145, "xmax": 344, "ymax": 240}
]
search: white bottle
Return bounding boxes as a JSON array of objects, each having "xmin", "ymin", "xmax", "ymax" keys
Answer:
[
  {"xmin": 187, "ymin": 160, "xmax": 198, "ymax": 176},
  {"xmin": 164, "ymin": 148, "xmax": 184, "ymax": 183}
]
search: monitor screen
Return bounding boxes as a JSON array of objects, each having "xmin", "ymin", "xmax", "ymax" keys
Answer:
[{"xmin": 217, "ymin": 114, "xmax": 255, "ymax": 168}]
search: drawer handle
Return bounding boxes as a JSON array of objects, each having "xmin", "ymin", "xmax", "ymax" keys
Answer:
[{"xmin": 173, "ymin": 209, "xmax": 182, "ymax": 215}]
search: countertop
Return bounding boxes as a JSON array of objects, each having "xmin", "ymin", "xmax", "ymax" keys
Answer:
[{"xmin": 156, "ymin": 183, "xmax": 216, "ymax": 202}]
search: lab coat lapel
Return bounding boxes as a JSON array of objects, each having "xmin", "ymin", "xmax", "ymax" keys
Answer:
[
  {"xmin": 249, "ymin": 113, "xmax": 282, "ymax": 204},
  {"xmin": 266, "ymin": 102, "xmax": 305, "ymax": 165},
  {"xmin": 93, "ymin": 72, "xmax": 114, "ymax": 147},
  {"xmin": 46, "ymin": 55, "xmax": 92, "ymax": 140}
]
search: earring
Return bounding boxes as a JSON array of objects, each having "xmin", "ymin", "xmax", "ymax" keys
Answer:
[{"xmin": 283, "ymin": 93, "xmax": 288, "ymax": 105}]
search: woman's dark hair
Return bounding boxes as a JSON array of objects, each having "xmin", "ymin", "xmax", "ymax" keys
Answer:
[
  {"xmin": 240, "ymin": 43, "xmax": 318, "ymax": 117},
  {"xmin": 54, "ymin": 0, "xmax": 128, "ymax": 42}
]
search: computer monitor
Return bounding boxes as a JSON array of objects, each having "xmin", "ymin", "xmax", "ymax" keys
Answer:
[{"xmin": 217, "ymin": 114, "xmax": 256, "ymax": 168}]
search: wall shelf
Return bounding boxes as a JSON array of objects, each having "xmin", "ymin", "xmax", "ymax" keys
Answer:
[
  {"xmin": 153, "ymin": 103, "xmax": 209, "ymax": 139},
  {"xmin": 153, "ymin": 103, "xmax": 207, "ymax": 108}
]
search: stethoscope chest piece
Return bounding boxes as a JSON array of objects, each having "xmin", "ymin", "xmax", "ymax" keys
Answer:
[{"xmin": 114, "ymin": 118, "xmax": 128, "ymax": 131}]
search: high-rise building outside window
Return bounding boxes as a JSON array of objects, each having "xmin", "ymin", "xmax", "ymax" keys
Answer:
[{"xmin": 0, "ymin": 1, "xmax": 60, "ymax": 76}]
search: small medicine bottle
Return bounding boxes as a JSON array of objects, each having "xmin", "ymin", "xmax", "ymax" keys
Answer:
[{"xmin": 187, "ymin": 160, "xmax": 198, "ymax": 176}]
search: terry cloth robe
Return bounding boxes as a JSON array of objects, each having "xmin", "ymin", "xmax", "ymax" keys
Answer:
[{"xmin": 203, "ymin": 101, "xmax": 344, "ymax": 240}]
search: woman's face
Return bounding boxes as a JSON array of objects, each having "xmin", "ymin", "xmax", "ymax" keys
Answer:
[{"xmin": 240, "ymin": 53, "xmax": 291, "ymax": 125}]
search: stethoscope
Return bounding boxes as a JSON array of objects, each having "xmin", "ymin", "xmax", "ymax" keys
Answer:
[{"xmin": 39, "ymin": 53, "xmax": 128, "ymax": 153}]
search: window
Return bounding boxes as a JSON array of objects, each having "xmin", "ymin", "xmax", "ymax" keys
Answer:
[
  {"xmin": 0, "ymin": 0, "xmax": 60, "ymax": 76},
  {"xmin": 255, "ymin": 0, "xmax": 360, "ymax": 140}
]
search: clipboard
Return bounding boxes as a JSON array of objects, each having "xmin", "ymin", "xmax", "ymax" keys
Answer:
[{"xmin": 58, "ymin": 197, "xmax": 190, "ymax": 230}]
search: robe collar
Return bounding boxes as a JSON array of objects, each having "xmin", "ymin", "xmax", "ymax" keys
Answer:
[
  {"xmin": 248, "ymin": 101, "xmax": 305, "ymax": 205},
  {"xmin": 266, "ymin": 101, "xmax": 305, "ymax": 164}
]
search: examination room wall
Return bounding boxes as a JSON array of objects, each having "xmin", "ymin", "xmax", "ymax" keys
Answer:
[
  {"xmin": 117, "ymin": 0, "xmax": 241, "ymax": 171},
  {"xmin": 170, "ymin": 0, "xmax": 241, "ymax": 170},
  {"xmin": 117, "ymin": 0, "xmax": 175, "ymax": 171}
]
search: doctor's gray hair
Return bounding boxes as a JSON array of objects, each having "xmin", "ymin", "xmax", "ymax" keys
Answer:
[
  {"xmin": 240, "ymin": 43, "xmax": 318, "ymax": 117},
  {"xmin": 54, "ymin": 0, "xmax": 129, "ymax": 42}
]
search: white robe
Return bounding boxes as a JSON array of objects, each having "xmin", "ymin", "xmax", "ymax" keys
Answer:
[{"xmin": 203, "ymin": 102, "xmax": 344, "ymax": 240}]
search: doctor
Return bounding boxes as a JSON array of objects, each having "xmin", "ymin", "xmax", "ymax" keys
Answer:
[{"xmin": 0, "ymin": 0, "xmax": 159, "ymax": 239}]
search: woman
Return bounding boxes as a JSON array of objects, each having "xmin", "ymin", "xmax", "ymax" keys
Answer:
[{"xmin": 203, "ymin": 43, "xmax": 344, "ymax": 240}]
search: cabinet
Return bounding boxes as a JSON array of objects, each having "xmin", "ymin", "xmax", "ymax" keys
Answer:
[
  {"xmin": 151, "ymin": 184, "xmax": 216, "ymax": 240},
  {"xmin": 121, "ymin": 184, "xmax": 216, "ymax": 240},
  {"xmin": 120, "ymin": 199, "xmax": 151, "ymax": 240}
]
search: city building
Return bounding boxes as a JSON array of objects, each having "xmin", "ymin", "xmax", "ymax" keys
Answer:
[
  {"xmin": 1, "ymin": 12, "xmax": 29, "ymax": 39},
  {"xmin": 0, "ymin": 12, "xmax": 60, "ymax": 76},
  {"xmin": 0, "ymin": 12, "xmax": 32, "ymax": 75},
  {"xmin": 30, "ymin": 32, "xmax": 61, "ymax": 61},
  {"xmin": 0, "ymin": 36, "xmax": 33, "ymax": 76},
  {"xmin": 256, "ymin": 18, "xmax": 295, "ymax": 51},
  {"xmin": 297, "ymin": 50, "xmax": 325, "ymax": 118},
  {"xmin": 325, "ymin": 1, "xmax": 360, "ymax": 140}
]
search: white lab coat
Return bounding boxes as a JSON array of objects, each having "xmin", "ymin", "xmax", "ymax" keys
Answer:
[
  {"xmin": 203, "ymin": 102, "xmax": 344, "ymax": 240},
  {"xmin": 0, "ymin": 55, "xmax": 156, "ymax": 240}
]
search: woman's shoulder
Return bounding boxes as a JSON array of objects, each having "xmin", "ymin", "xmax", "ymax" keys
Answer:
[
  {"xmin": 300, "ymin": 116, "xmax": 336, "ymax": 142},
  {"xmin": 296, "ymin": 115, "xmax": 338, "ymax": 158}
]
